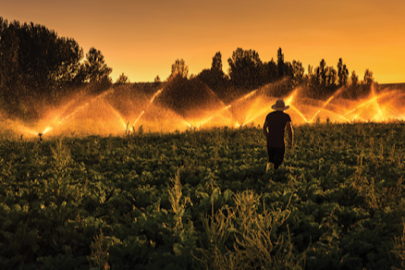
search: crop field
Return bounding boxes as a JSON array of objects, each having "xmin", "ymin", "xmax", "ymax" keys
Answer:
[{"xmin": 0, "ymin": 122, "xmax": 405, "ymax": 270}]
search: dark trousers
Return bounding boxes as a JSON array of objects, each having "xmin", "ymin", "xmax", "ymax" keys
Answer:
[{"xmin": 267, "ymin": 146, "xmax": 285, "ymax": 170}]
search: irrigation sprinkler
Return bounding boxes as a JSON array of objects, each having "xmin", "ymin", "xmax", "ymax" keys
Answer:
[{"xmin": 7, "ymin": 83, "xmax": 404, "ymax": 138}]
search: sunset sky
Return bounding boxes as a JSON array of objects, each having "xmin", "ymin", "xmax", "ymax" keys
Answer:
[{"xmin": 2, "ymin": 0, "xmax": 405, "ymax": 84}]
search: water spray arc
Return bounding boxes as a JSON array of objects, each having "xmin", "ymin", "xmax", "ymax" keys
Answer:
[
  {"xmin": 132, "ymin": 111, "xmax": 145, "ymax": 129},
  {"xmin": 130, "ymin": 88, "xmax": 164, "ymax": 131},
  {"xmin": 243, "ymin": 89, "xmax": 307, "ymax": 126},
  {"xmin": 193, "ymin": 88, "xmax": 262, "ymax": 129},
  {"xmin": 106, "ymin": 103, "xmax": 127, "ymax": 130},
  {"xmin": 284, "ymin": 90, "xmax": 309, "ymax": 123},
  {"xmin": 332, "ymin": 91, "xmax": 392, "ymax": 122},
  {"xmin": 57, "ymin": 90, "xmax": 114, "ymax": 125},
  {"xmin": 193, "ymin": 104, "xmax": 236, "ymax": 129},
  {"xmin": 312, "ymin": 87, "xmax": 346, "ymax": 120},
  {"xmin": 7, "ymin": 82, "xmax": 405, "ymax": 139},
  {"xmin": 371, "ymin": 87, "xmax": 384, "ymax": 121},
  {"xmin": 32, "ymin": 89, "xmax": 117, "ymax": 138}
]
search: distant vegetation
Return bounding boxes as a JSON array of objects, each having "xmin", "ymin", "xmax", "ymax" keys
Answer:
[{"xmin": 0, "ymin": 17, "xmax": 378, "ymax": 121}]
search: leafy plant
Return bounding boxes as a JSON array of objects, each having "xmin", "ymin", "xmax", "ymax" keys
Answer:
[
  {"xmin": 88, "ymin": 230, "xmax": 111, "ymax": 270},
  {"xmin": 392, "ymin": 219, "xmax": 405, "ymax": 270}
]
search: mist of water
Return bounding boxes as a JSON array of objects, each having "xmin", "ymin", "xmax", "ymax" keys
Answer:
[{"xmin": 1, "ymin": 82, "xmax": 404, "ymax": 140}]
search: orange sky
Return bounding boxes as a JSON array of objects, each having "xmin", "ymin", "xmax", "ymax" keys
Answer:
[{"xmin": 3, "ymin": 0, "xmax": 405, "ymax": 84}]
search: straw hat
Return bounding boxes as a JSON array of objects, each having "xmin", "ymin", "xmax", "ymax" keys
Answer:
[{"xmin": 271, "ymin": 99, "xmax": 290, "ymax": 111}]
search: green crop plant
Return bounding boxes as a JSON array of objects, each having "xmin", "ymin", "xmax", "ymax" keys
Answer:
[
  {"xmin": 50, "ymin": 139, "xmax": 72, "ymax": 168},
  {"xmin": 88, "ymin": 229, "xmax": 111, "ymax": 270},
  {"xmin": 0, "ymin": 122, "xmax": 404, "ymax": 269},
  {"xmin": 195, "ymin": 190, "xmax": 305, "ymax": 270},
  {"xmin": 392, "ymin": 219, "xmax": 405, "ymax": 270},
  {"xmin": 168, "ymin": 167, "xmax": 192, "ymax": 233}
]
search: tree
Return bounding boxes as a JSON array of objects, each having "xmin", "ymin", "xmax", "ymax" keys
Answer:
[
  {"xmin": 197, "ymin": 51, "xmax": 229, "ymax": 96},
  {"xmin": 154, "ymin": 75, "xmax": 161, "ymax": 83},
  {"xmin": 171, "ymin": 59, "xmax": 188, "ymax": 78},
  {"xmin": 84, "ymin": 47, "xmax": 112, "ymax": 83},
  {"xmin": 0, "ymin": 17, "xmax": 85, "ymax": 118},
  {"xmin": 228, "ymin": 48, "xmax": 262, "ymax": 90},
  {"xmin": 350, "ymin": 71, "xmax": 358, "ymax": 87},
  {"xmin": 318, "ymin": 59, "xmax": 327, "ymax": 87},
  {"xmin": 363, "ymin": 69, "xmax": 374, "ymax": 85},
  {"xmin": 115, "ymin": 72, "xmax": 129, "ymax": 84},
  {"xmin": 284, "ymin": 62, "xmax": 294, "ymax": 78},
  {"xmin": 337, "ymin": 58, "xmax": 349, "ymax": 86},
  {"xmin": 211, "ymin": 52, "xmax": 223, "ymax": 72},
  {"xmin": 72, "ymin": 63, "xmax": 88, "ymax": 85},
  {"xmin": 262, "ymin": 59, "xmax": 278, "ymax": 84},
  {"xmin": 291, "ymin": 60, "xmax": 304, "ymax": 87},
  {"xmin": 0, "ymin": 18, "xmax": 21, "ymax": 100},
  {"xmin": 0, "ymin": 19, "xmax": 84, "ymax": 93},
  {"xmin": 347, "ymin": 70, "xmax": 366, "ymax": 98},
  {"xmin": 305, "ymin": 64, "xmax": 318, "ymax": 88},
  {"xmin": 158, "ymin": 74, "xmax": 218, "ymax": 117},
  {"xmin": 326, "ymin": 66, "xmax": 337, "ymax": 88},
  {"xmin": 277, "ymin": 48, "xmax": 285, "ymax": 79}
]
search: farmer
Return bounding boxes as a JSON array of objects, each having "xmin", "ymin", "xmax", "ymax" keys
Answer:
[{"xmin": 263, "ymin": 99, "xmax": 293, "ymax": 171}]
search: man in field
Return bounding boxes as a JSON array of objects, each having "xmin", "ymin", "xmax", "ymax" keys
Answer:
[{"xmin": 263, "ymin": 99, "xmax": 293, "ymax": 171}]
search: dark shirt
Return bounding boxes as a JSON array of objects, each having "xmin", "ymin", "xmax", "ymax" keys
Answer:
[{"xmin": 265, "ymin": 111, "xmax": 291, "ymax": 148}]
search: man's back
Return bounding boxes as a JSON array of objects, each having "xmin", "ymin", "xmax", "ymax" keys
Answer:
[{"xmin": 265, "ymin": 111, "xmax": 291, "ymax": 148}]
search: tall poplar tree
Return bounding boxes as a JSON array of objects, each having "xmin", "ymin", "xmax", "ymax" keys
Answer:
[{"xmin": 277, "ymin": 47, "xmax": 284, "ymax": 79}]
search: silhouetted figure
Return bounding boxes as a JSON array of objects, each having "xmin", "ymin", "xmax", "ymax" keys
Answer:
[{"xmin": 263, "ymin": 99, "xmax": 293, "ymax": 171}]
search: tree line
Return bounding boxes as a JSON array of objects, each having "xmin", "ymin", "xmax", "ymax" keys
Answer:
[
  {"xmin": 161, "ymin": 49, "xmax": 375, "ymax": 114},
  {"xmin": 0, "ymin": 17, "xmax": 376, "ymax": 120},
  {"xmin": 0, "ymin": 18, "xmax": 113, "ymax": 119},
  {"xmin": 193, "ymin": 48, "xmax": 375, "ymax": 101}
]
